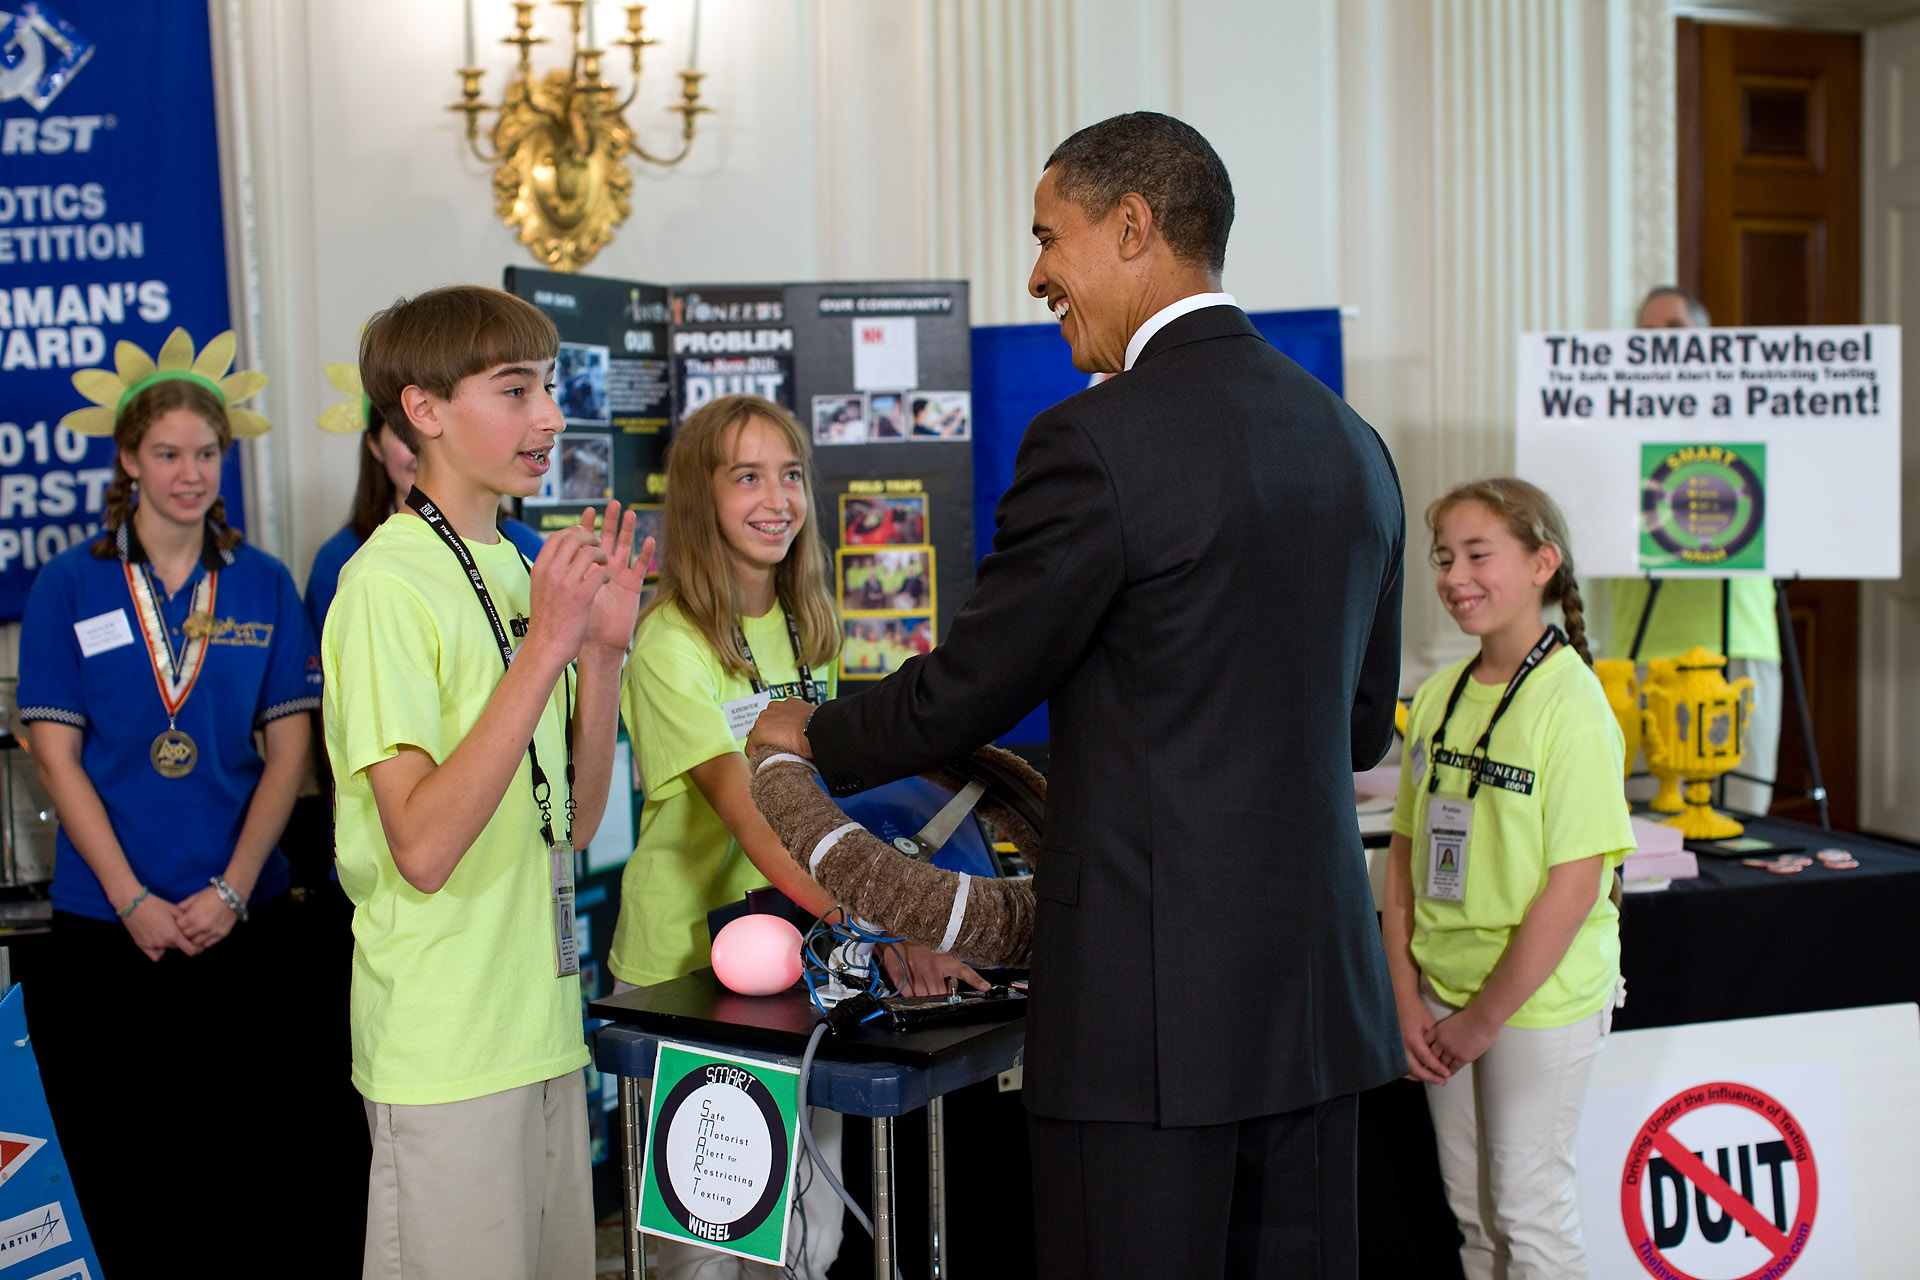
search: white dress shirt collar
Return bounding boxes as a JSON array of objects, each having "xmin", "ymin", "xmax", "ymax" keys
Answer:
[{"xmin": 1123, "ymin": 292, "xmax": 1238, "ymax": 371}]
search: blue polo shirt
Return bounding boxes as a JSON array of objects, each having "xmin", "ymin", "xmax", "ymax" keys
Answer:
[
  {"xmin": 18, "ymin": 523, "xmax": 321, "ymax": 920},
  {"xmin": 304, "ymin": 515, "xmax": 544, "ymax": 640}
]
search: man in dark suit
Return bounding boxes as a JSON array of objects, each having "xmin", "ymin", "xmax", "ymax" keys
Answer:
[{"xmin": 750, "ymin": 111, "xmax": 1406, "ymax": 1278}]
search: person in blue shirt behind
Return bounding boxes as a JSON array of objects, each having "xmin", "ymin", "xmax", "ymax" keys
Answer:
[
  {"xmin": 306, "ymin": 360, "xmax": 544, "ymax": 638},
  {"xmin": 18, "ymin": 329, "xmax": 320, "ymax": 1270}
]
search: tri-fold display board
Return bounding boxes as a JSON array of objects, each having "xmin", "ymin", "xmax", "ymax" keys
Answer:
[{"xmin": 505, "ymin": 270, "xmax": 972, "ymax": 671}]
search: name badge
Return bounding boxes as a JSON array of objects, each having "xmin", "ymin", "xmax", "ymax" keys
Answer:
[
  {"xmin": 74, "ymin": 608, "xmax": 135, "ymax": 657},
  {"xmin": 723, "ymin": 690, "xmax": 774, "ymax": 740},
  {"xmin": 551, "ymin": 840, "xmax": 579, "ymax": 978},
  {"xmin": 1425, "ymin": 795, "xmax": 1472, "ymax": 902}
]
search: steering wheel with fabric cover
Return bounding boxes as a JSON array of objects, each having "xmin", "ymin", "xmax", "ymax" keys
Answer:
[{"xmin": 748, "ymin": 744, "xmax": 1045, "ymax": 968}]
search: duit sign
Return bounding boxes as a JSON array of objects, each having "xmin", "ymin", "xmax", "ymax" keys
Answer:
[{"xmin": 1620, "ymin": 1082, "xmax": 1817, "ymax": 1280}]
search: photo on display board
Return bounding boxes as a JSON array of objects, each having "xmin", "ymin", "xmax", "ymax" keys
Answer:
[
  {"xmin": 632, "ymin": 504, "xmax": 664, "ymax": 577},
  {"xmin": 837, "ymin": 546, "xmax": 935, "ymax": 615},
  {"xmin": 561, "ymin": 434, "xmax": 614, "ymax": 502},
  {"xmin": 907, "ymin": 390, "xmax": 971, "ymax": 441},
  {"xmin": 812, "ymin": 393, "xmax": 869, "ymax": 445},
  {"xmin": 841, "ymin": 615, "xmax": 935, "ymax": 679},
  {"xmin": 556, "ymin": 341, "xmax": 613, "ymax": 426},
  {"xmin": 867, "ymin": 392, "xmax": 906, "ymax": 440},
  {"xmin": 840, "ymin": 494, "xmax": 928, "ymax": 547}
]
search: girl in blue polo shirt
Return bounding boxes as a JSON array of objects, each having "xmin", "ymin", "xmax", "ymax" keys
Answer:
[{"xmin": 17, "ymin": 329, "xmax": 319, "ymax": 1270}]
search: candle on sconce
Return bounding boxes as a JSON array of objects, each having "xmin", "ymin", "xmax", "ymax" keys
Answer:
[
  {"xmin": 688, "ymin": 0, "xmax": 701, "ymax": 69},
  {"xmin": 463, "ymin": 0, "xmax": 476, "ymax": 65},
  {"xmin": 585, "ymin": 0, "xmax": 596, "ymax": 48}
]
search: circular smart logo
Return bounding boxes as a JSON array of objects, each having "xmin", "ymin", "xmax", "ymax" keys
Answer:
[
  {"xmin": 1640, "ymin": 444, "xmax": 1766, "ymax": 569},
  {"xmin": 650, "ymin": 1060, "xmax": 791, "ymax": 1245}
]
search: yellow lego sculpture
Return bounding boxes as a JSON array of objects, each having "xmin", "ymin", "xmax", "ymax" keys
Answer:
[
  {"xmin": 1591, "ymin": 659, "xmax": 1642, "ymax": 782},
  {"xmin": 1641, "ymin": 646, "xmax": 1755, "ymax": 838}
]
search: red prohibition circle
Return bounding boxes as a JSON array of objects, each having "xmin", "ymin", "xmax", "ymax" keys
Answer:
[{"xmin": 1619, "ymin": 1081, "xmax": 1819, "ymax": 1280}]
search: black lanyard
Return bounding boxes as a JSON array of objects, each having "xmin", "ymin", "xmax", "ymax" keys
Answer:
[
  {"xmin": 1426, "ymin": 626, "xmax": 1560, "ymax": 800},
  {"xmin": 407, "ymin": 487, "xmax": 574, "ymax": 848},
  {"xmin": 734, "ymin": 611, "xmax": 821, "ymax": 705}
]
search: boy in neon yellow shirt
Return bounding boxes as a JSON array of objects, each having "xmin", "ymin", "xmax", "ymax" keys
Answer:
[{"xmin": 324, "ymin": 286, "xmax": 652, "ymax": 1279}]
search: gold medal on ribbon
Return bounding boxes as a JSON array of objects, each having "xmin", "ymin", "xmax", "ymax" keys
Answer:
[
  {"xmin": 125, "ymin": 561, "xmax": 217, "ymax": 780},
  {"xmin": 150, "ymin": 728, "xmax": 198, "ymax": 778}
]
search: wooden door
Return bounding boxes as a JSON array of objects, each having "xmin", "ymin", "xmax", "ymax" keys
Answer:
[
  {"xmin": 1678, "ymin": 20, "xmax": 1862, "ymax": 830},
  {"xmin": 1861, "ymin": 17, "xmax": 1920, "ymax": 843}
]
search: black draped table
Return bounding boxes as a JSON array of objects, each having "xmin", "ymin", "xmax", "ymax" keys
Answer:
[{"xmin": 1359, "ymin": 814, "xmax": 1920, "ymax": 1278}]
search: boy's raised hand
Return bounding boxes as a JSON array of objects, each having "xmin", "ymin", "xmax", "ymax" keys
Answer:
[
  {"xmin": 524, "ymin": 519, "xmax": 611, "ymax": 668},
  {"xmin": 580, "ymin": 500, "xmax": 655, "ymax": 657}
]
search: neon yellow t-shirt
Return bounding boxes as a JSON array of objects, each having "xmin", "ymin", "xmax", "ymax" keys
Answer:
[
  {"xmin": 1390, "ymin": 645, "xmax": 1633, "ymax": 1027},
  {"xmin": 323, "ymin": 515, "xmax": 586, "ymax": 1105},
  {"xmin": 610, "ymin": 600, "xmax": 835, "ymax": 987},
  {"xmin": 1605, "ymin": 577, "xmax": 1780, "ymax": 662}
]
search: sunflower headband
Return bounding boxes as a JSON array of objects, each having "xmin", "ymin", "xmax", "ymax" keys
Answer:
[
  {"xmin": 316, "ymin": 362, "xmax": 375, "ymax": 435},
  {"xmin": 61, "ymin": 328, "xmax": 271, "ymax": 438}
]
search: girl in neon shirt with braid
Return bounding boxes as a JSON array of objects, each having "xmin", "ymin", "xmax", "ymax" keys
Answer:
[{"xmin": 1380, "ymin": 477, "xmax": 1633, "ymax": 1280}]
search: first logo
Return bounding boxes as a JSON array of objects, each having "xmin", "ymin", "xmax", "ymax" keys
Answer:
[{"xmin": 0, "ymin": 3, "xmax": 94, "ymax": 112}]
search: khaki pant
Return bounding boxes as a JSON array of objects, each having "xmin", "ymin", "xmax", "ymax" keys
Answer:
[
  {"xmin": 362, "ymin": 1070, "xmax": 594, "ymax": 1280},
  {"xmin": 1422, "ymin": 988, "xmax": 1610, "ymax": 1280}
]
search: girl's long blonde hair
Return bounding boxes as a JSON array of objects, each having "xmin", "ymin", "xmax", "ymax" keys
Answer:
[
  {"xmin": 1425, "ymin": 477, "xmax": 1592, "ymax": 666},
  {"xmin": 645, "ymin": 395, "xmax": 840, "ymax": 676}
]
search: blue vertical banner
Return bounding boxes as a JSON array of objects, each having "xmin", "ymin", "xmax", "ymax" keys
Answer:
[
  {"xmin": 0, "ymin": 0, "xmax": 239, "ymax": 621},
  {"xmin": 0, "ymin": 985, "xmax": 100, "ymax": 1278}
]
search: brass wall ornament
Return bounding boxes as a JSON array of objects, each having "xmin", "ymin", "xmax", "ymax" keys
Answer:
[{"xmin": 453, "ymin": 1, "xmax": 709, "ymax": 272}]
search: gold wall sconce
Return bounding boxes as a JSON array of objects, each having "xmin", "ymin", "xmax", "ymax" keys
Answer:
[{"xmin": 452, "ymin": 1, "xmax": 710, "ymax": 272}]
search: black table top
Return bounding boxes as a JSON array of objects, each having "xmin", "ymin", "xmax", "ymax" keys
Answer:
[
  {"xmin": 1617, "ymin": 813, "xmax": 1920, "ymax": 1030},
  {"xmin": 589, "ymin": 968, "xmax": 1026, "ymax": 1071},
  {"xmin": 1664, "ymin": 814, "xmax": 1920, "ymax": 892}
]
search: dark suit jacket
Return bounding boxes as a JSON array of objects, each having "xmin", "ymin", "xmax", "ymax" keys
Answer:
[{"xmin": 808, "ymin": 305, "xmax": 1406, "ymax": 1125}]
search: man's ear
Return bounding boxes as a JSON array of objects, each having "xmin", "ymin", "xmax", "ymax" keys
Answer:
[
  {"xmin": 398, "ymin": 385, "xmax": 443, "ymax": 441},
  {"xmin": 1115, "ymin": 191, "xmax": 1154, "ymax": 262}
]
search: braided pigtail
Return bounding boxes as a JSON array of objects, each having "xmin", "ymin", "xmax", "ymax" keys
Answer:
[
  {"xmin": 1553, "ymin": 569, "xmax": 1592, "ymax": 667},
  {"xmin": 205, "ymin": 496, "xmax": 245, "ymax": 552},
  {"xmin": 90, "ymin": 463, "xmax": 135, "ymax": 558}
]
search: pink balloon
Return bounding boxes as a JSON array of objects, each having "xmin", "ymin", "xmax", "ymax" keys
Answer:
[{"xmin": 710, "ymin": 914, "xmax": 804, "ymax": 996}]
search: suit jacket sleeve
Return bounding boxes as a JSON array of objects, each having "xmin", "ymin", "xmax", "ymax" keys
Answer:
[
  {"xmin": 808, "ymin": 408, "xmax": 1124, "ymax": 795},
  {"xmin": 1351, "ymin": 432, "xmax": 1405, "ymax": 771}
]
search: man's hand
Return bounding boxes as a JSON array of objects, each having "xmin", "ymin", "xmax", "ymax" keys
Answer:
[
  {"xmin": 748, "ymin": 696, "xmax": 815, "ymax": 759},
  {"xmin": 579, "ymin": 500, "xmax": 655, "ymax": 657},
  {"xmin": 880, "ymin": 941, "xmax": 991, "ymax": 998}
]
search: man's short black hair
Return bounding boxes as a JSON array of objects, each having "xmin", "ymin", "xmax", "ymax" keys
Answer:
[{"xmin": 1045, "ymin": 112, "xmax": 1234, "ymax": 274}]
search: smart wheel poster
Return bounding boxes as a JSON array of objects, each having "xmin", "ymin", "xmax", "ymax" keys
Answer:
[
  {"xmin": 1639, "ymin": 442, "xmax": 1767, "ymax": 572},
  {"xmin": 638, "ymin": 1043, "xmax": 801, "ymax": 1265}
]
